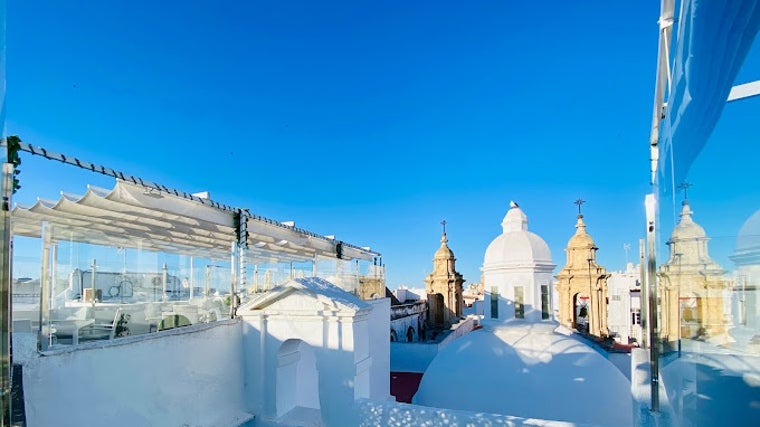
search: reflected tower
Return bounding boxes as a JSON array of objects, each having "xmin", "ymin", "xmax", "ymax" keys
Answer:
[{"xmin": 660, "ymin": 199, "xmax": 730, "ymax": 344}]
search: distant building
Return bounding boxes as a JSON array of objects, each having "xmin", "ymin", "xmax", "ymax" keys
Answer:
[
  {"xmin": 730, "ymin": 207, "xmax": 760, "ymax": 353},
  {"xmin": 482, "ymin": 201, "xmax": 555, "ymax": 323},
  {"xmin": 389, "ymin": 300, "xmax": 427, "ymax": 343},
  {"xmin": 358, "ymin": 271, "xmax": 386, "ymax": 300},
  {"xmin": 555, "ymin": 213, "xmax": 610, "ymax": 337},
  {"xmin": 659, "ymin": 200, "xmax": 731, "ymax": 344},
  {"xmin": 607, "ymin": 263, "xmax": 643, "ymax": 344},
  {"xmin": 424, "ymin": 226, "xmax": 465, "ymax": 329},
  {"xmin": 462, "ymin": 282, "xmax": 484, "ymax": 309},
  {"xmin": 732, "ymin": 209, "xmax": 760, "ymax": 324}
]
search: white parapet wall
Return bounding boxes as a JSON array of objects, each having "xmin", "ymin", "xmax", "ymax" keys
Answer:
[
  {"xmin": 366, "ymin": 298, "xmax": 392, "ymax": 401},
  {"xmin": 22, "ymin": 320, "xmax": 252, "ymax": 427}
]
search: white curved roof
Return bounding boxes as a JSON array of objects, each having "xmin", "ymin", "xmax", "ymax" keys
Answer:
[
  {"xmin": 413, "ymin": 323, "xmax": 633, "ymax": 426},
  {"xmin": 483, "ymin": 204, "xmax": 553, "ymax": 268},
  {"xmin": 484, "ymin": 232, "xmax": 552, "ymax": 267},
  {"xmin": 11, "ymin": 179, "xmax": 377, "ymax": 263},
  {"xmin": 735, "ymin": 208, "xmax": 760, "ymax": 255}
]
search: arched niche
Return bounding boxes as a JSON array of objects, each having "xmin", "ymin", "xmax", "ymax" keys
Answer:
[{"xmin": 276, "ymin": 338, "xmax": 320, "ymax": 418}]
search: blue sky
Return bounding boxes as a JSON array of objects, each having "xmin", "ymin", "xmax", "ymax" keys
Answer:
[{"xmin": 5, "ymin": 1, "xmax": 759, "ymax": 287}]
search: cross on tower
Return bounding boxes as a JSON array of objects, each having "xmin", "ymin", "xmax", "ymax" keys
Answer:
[
  {"xmin": 441, "ymin": 219, "xmax": 447, "ymax": 234},
  {"xmin": 677, "ymin": 181, "xmax": 694, "ymax": 201},
  {"xmin": 574, "ymin": 198, "xmax": 586, "ymax": 215}
]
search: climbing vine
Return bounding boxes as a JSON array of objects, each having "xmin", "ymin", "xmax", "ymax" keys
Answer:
[{"xmin": 5, "ymin": 135, "xmax": 22, "ymax": 194}]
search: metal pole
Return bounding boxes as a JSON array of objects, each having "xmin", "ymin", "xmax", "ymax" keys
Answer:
[
  {"xmin": 51, "ymin": 242, "xmax": 58, "ymax": 308},
  {"xmin": 0, "ymin": 162, "xmax": 14, "ymax": 426},
  {"xmin": 639, "ymin": 238, "xmax": 647, "ymax": 348},
  {"xmin": 253, "ymin": 264, "xmax": 258, "ymax": 294},
  {"xmin": 230, "ymin": 241, "xmax": 237, "ymax": 319},
  {"xmin": 239, "ymin": 246, "xmax": 246, "ymax": 297},
  {"xmin": 189, "ymin": 256, "xmax": 194, "ymax": 300},
  {"xmin": 90, "ymin": 259, "xmax": 97, "ymax": 307},
  {"xmin": 161, "ymin": 263, "xmax": 168, "ymax": 302},
  {"xmin": 645, "ymin": 194, "xmax": 660, "ymax": 412},
  {"xmin": 40, "ymin": 222, "xmax": 52, "ymax": 349},
  {"xmin": 205, "ymin": 265, "xmax": 211, "ymax": 301}
]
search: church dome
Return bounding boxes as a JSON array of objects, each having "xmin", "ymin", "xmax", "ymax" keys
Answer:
[
  {"xmin": 735, "ymin": 208, "xmax": 760, "ymax": 255},
  {"xmin": 414, "ymin": 324, "xmax": 633, "ymax": 426},
  {"xmin": 483, "ymin": 202, "xmax": 553, "ymax": 267},
  {"xmin": 732, "ymin": 208, "xmax": 760, "ymax": 267},
  {"xmin": 670, "ymin": 201, "xmax": 707, "ymax": 241}
]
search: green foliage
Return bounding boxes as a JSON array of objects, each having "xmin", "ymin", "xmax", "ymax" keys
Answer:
[{"xmin": 5, "ymin": 135, "xmax": 22, "ymax": 194}]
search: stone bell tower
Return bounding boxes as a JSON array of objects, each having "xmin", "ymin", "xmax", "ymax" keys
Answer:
[
  {"xmin": 555, "ymin": 200, "xmax": 610, "ymax": 337},
  {"xmin": 425, "ymin": 221, "xmax": 465, "ymax": 329},
  {"xmin": 660, "ymin": 196, "xmax": 729, "ymax": 344}
]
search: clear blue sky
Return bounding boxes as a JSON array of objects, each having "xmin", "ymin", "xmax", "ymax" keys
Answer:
[{"xmin": 5, "ymin": 1, "xmax": 760, "ymax": 287}]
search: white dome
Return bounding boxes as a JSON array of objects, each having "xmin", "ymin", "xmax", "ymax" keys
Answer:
[
  {"xmin": 735, "ymin": 208, "xmax": 760, "ymax": 254},
  {"xmin": 413, "ymin": 323, "xmax": 633, "ymax": 426},
  {"xmin": 483, "ymin": 203, "xmax": 553, "ymax": 267},
  {"xmin": 484, "ymin": 232, "xmax": 552, "ymax": 266}
]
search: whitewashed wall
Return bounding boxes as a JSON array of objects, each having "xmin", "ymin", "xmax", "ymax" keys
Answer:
[
  {"xmin": 366, "ymin": 298, "xmax": 392, "ymax": 401},
  {"xmin": 607, "ymin": 271, "xmax": 642, "ymax": 343},
  {"xmin": 391, "ymin": 315, "xmax": 423, "ymax": 343},
  {"xmin": 239, "ymin": 295, "xmax": 372, "ymax": 426},
  {"xmin": 483, "ymin": 270, "xmax": 554, "ymax": 322},
  {"xmin": 22, "ymin": 320, "xmax": 250, "ymax": 427}
]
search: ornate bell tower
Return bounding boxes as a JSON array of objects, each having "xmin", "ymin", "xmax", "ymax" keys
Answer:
[
  {"xmin": 425, "ymin": 220, "xmax": 465, "ymax": 328},
  {"xmin": 660, "ymin": 188, "xmax": 729, "ymax": 344},
  {"xmin": 555, "ymin": 200, "xmax": 610, "ymax": 337}
]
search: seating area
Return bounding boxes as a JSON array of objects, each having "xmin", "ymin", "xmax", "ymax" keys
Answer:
[
  {"xmin": 22, "ymin": 299, "xmax": 230, "ymax": 347},
  {"xmin": 8, "ymin": 175, "xmax": 381, "ymax": 356}
]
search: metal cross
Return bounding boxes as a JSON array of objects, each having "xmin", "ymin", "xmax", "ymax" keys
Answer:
[
  {"xmin": 574, "ymin": 198, "xmax": 585, "ymax": 215},
  {"xmin": 677, "ymin": 181, "xmax": 693, "ymax": 200},
  {"xmin": 441, "ymin": 219, "xmax": 447, "ymax": 234}
]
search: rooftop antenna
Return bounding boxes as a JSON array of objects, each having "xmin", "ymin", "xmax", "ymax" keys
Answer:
[
  {"xmin": 624, "ymin": 243, "xmax": 631, "ymax": 266},
  {"xmin": 574, "ymin": 198, "xmax": 585, "ymax": 216}
]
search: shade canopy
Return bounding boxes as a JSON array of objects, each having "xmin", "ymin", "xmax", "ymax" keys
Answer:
[
  {"xmin": 12, "ymin": 179, "xmax": 378, "ymax": 264},
  {"xmin": 658, "ymin": 0, "xmax": 760, "ymax": 192}
]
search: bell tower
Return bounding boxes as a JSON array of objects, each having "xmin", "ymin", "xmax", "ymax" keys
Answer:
[
  {"xmin": 555, "ymin": 199, "xmax": 610, "ymax": 337},
  {"xmin": 425, "ymin": 220, "xmax": 465, "ymax": 329}
]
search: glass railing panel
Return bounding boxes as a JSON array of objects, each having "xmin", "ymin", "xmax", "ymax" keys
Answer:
[
  {"xmin": 13, "ymin": 228, "xmax": 236, "ymax": 349},
  {"xmin": 655, "ymin": 88, "xmax": 760, "ymax": 425}
]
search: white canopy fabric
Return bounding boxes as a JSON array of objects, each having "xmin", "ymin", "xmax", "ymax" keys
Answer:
[
  {"xmin": 11, "ymin": 179, "xmax": 378, "ymax": 264},
  {"xmin": 658, "ymin": 0, "xmax": 760, "ymax": 193}
]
